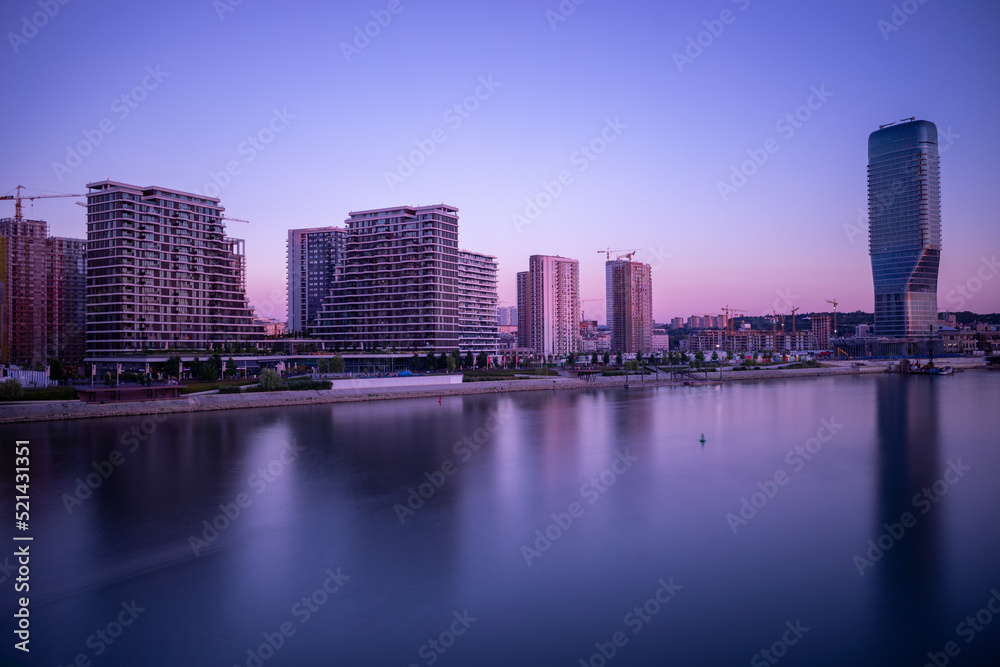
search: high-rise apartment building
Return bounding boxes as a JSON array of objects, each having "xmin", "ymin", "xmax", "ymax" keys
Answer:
[
  {"xmin": 85, "ymin": 180, "xmax": 261, "ymax": 356},
  {"xmin": 0, "ymin": 217, "xmax": 86, "ymax": 366},
  {"xmin": 516, "ymin": 271, "xmax": 530, "ymax": 349},
  {"xmin": 496, "ymin": 306, "xmax": 518, "ymax": 327},
  {"xmin": 457, "ymin": 250, "xmax": 499, "ymax": 354},
  {"xmin": 286, "ymin": 226, "xmax": 346, "ymax": 334},
  {"xmin": 609, "ymin": 260, "xmax": 653, "ymax": 353},
  {"xmin": 868, "ymin": 119, "xmax": 941, "ymax": 338},
  {"xmin": 312, "ymin": 204, "xmax": 461, "ymax": 351},
  {"xmin": 523, "ymin": 255, "xmax": 580, "ymax": 357}
]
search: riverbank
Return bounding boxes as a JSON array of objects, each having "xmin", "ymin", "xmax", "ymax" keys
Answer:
[{"xmin": 0, "ymin": 359, "xmax": 987, "ymax": 423}]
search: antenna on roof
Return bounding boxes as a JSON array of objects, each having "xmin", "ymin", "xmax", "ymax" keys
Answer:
[{"xmin": 879, "ymin": 121, "xmax": 896, "ymax": 129}]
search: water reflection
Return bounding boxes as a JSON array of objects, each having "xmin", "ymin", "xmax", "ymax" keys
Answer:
[{"xmin": 872, "ymin": 375, "xmax": 943, "ymax": 662}]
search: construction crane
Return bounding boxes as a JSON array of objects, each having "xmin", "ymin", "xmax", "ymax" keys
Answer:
[
  {"xmin": 790, "ymin": 306, "xmax": 800, "ymax": 334},
  {"xmin": 580, "ymin": 298, "xmax": 604, "ymax": 322},
  {"xmin": 597, "ymin": 248, "xmax": 639, "ymax": 262},
  {"xmin": 826, "ymin": 299, "xmax": 839, "ymax": 337},
  {"xmin": 223, "ymin": 216, "xmax": 249, "ymax": 224},
  {"xmin": 721, "ymin": 305, "xmax": 746, "ymax": 336},
  {"xmin": 1, "ymin": 185, "xmax": 85, "ymax": 223}
]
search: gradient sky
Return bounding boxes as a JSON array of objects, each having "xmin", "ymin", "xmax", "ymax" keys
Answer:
[{"xmin": 3, "ymin": 0, "xmax": 998, "ymax": 324}]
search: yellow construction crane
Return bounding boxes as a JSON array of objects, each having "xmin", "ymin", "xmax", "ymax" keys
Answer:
[
  {"xmin": 826, "ymin": 299, "xmax": 839, "ymax": 337},
  {"xmin": 1, "ymin": 185, "xmax": 85, "ymax": 222},
  {"xmin": 721, "ymin": 305, "xmax": 746, "ymax": 336},
  {"xmin": 597, "ymin": 248, "xmax": 639, "ymax": 261}
]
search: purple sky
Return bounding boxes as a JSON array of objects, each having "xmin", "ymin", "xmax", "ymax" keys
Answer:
[{"xmin": 4, "ymin": 0, "xmax": 998, "ymax": 323}]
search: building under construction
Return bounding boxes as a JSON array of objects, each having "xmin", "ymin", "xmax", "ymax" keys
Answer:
[{"xmin": 0, "ymin": 217, "xmax": 86, "ymax": 367}]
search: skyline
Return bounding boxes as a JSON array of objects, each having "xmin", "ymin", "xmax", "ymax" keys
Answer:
[{"xmin": 4, "ymin": 0, "xmax": 1000, "ymax": 323}]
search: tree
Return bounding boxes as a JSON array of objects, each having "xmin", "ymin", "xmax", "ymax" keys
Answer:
[
  {"xmin": 318, "ymin": 359, "xmax": 330, "ymax": 374},
  {"xmin": 330, "ymin": 355, "xmax": 345, "ymax": 373},
  {"xmin": 424, "ymin": 352, "xmax": 436, "ymax": 372},
  {"xmin": 727, "ymin": 350, "xmax": 734, "ymax": 361},
  {"xmin": 409, "ymin": 353, "xmax": 421, "ymax": 371},
  {"xmin": 615, "ymin": 352, "xmax": 623, "ymax": 366},
  {"xmin": 567, "ymin": 352, "xmax": 576, "ymax": 366},
  {"xmin": 165, "ymin": 356, "xmax": 181, "ymax": 380},
  {"xmin": 226, "ymin": 356, "xmax": 238, "ymax": 377},
  {"xmin": 451, "ymin": 351, "xmax": 461, "ymax": 369},
  {"xmin": 602, "ymin": 352, "xmax": 610, "ymax": 365},
  {"xmin": 48, "ymin": 359, "xmax": 65, "ymax": 382},
  {"xmin": 477, "ymin": 351, "xmax": 489, "ymax": 368},
  {"xmin": 465, "ymin": 352, "xmax": 474, "ymax": 368},
  {"xmin": 636, "ymin": 351, "xmax": 643, "ymax": 365},
  {"xmin": 711, "ymin": 350, "xmax": 719, "ymax": 362},
  {"xmin": 0, "ymin": 379, "xmax": 24, "ymax": 400},
  {"xmin": 446, "ymin": 355, "xmax": 456, "ymax": 372},
  {"xmin": 591, "ymin": 352, "xmax": 598, "ymax": 364},
  {"xmin": 436, "ymin": 352, "xmax": 448, "ymax": 370},
  {"xmin": 259, "ymin": 368, "xmax": 282, "ymax": 391},
  {"xmin": 694, "ymin": 350, "xmax": 704, "ymax": 367}
]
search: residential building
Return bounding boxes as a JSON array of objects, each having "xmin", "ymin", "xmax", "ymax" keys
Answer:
[
  {"xmin": 253, "ymin": 317, "xmax": 288, "ymax": 337},
  {"xmin": 523, "ymin": 255, "xmax": 580, "ymax": 357},
  {"xmin": 286, "ymin": 226, "xmax": 345, "ymax": 335},
  {"xmin": 670, "ymin": 317, "xmax": 684, "ymax": 329},
  {"xmin": 580, "ymin": 319, "xmax": 599, "ymax": 338},
  {"xmin": 312, "ymin": 204, "xmax": 462, "ymax": 351},
  {"xmin": 0, "ymin": 217, "xmax": 86, "ymax": 366},
  {"xmin": 84, "ymin": 180, "xmax": 262, "ymax": 356},
  {"xmin": 868, "ymin": 119, "xmax": 941, "ymax": 338},
  {"xmin": 497, "ymin": 306, "xmax": 518, "ymax": 326},
  {"xmin": 609, "ymin": 260, "xmax": 653, "ymax": 353},
  {"xmin": 516, "ymin": 271, "xmax": 530, "ymax": 349},
  {"xmin": 457, "ymin": 250, "xmax": 499, "ymax": 354},
  {"xmin": 651, "ymin": 329, "xmax": 670, "ymax": 352}
]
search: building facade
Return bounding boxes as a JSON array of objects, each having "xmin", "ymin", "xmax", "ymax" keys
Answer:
[
  {"xmin": 0, "ymin": 218, "xmax": 86, "ymax": 366},
  {"xmin": 85, "ymin": 180, "xmax": 261, "ymax": 356},
  {"xmin": 609, "ymin": 260, "xmax": 653, "ymax": 353},
  {"xmin": 811, "ymin": 314, "xmax": 831, "ymax": 350},
  {"xmin": 312, "ymin": 204, "xmax": 461, "ymax": 351},
  {"xmin": 497, "ymin": 305, "xmax": 518, "ymax": 326},
  {"xmin": 525, "ymin": 255, "xmax": 580, "ymax": 357},
  {"xmin": 286, "ymin": 226, "xmax": 345, "ymax": 335},
  {"xmin": 516, "ymin": 271, "xmax": 530, "ymax": 349},
  {"xmin": 457, "ymin": 250, "xmax": 499, "ymax": 354},
  {"xmin": 868, "ymin": 119, "xmax": 941, "ymax": 338}
]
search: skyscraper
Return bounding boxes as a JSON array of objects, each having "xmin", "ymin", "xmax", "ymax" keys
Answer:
[
  {"xmin": 85, "ymin": 180, "xmax": 261, "ymax": 355},
  {"xmin": 286, "ymin": 226, "xmax": 345, "ymax": 334},
  {"xmin": 868, "ymin": 119, "xmax": 941, "ymax": 338},
  {"xmin": 312, "ymin": 204, "xmax": 461, "ymax": 351},
  {"xmin": 609, "ymin": 260, "xmax": 653, "ymax": 353},
  {"xmin": 524, "ymin": 255, "xmax": 580, "ymax": 357}
]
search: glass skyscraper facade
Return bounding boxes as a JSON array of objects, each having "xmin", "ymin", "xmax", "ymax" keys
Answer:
[{"xmin": 867, "ymin": 119, "xmax": 941, "ymax": 338}]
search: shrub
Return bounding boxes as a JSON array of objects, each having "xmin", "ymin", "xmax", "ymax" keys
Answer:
[
  {"xmin": 218, "ymin": 385, "xmax": 243, "ymax": 394},
  {"xmin": 0, "ymin": 379, "xmax": 25, "ymax": 400}
]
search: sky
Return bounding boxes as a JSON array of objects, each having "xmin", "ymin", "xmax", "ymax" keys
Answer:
[{"xmin": 3, "ymin": 0, "xmax": 999, "ymax": 324}]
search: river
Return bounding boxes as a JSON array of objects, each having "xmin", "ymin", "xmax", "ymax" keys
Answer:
[{"xmin": 1, "ymin": 373, "xmax": 998, "ymax": 666}]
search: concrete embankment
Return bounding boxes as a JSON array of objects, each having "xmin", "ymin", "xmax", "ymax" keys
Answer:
[{"xmin": 1, "ymin": 360, "xmax": 988, "ymax": 424}]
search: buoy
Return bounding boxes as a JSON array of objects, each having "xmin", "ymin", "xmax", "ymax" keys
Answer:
[{"xmin": 700, "ymin": 434, "xmax": 706, "ymax": 444}]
